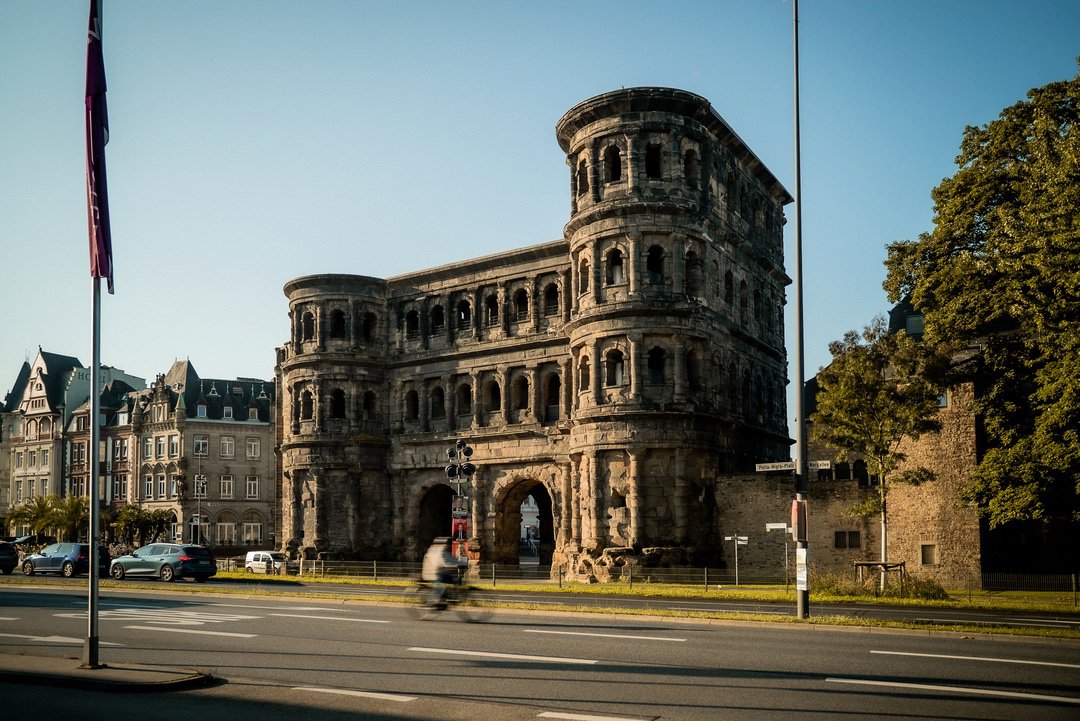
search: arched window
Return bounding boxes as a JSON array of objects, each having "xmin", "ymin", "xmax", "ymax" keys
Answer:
[
  {"xmin": 329, "ymin": 309, "xmax": 346, "ymax": 339},
  {"xmin": 300, "ymin": 390, "xmax": 314, "ymax": 420},
  {"xmin": 430, "ymin": 386, "xmax": 445, "ymax": 419},
  {"xmin": 359, "ymin": 312, "xmax": 378, "ymax": 342},
  {"xmin": 685, "ymin": 251, "xmax": 702, "ymax": 297},
  {"xmin": 405, "ymin": 310, "xmax": 420, "ymax": 339},
  {"xmin": 543, "ymin": 283, "xmax": 559, "ymax": 316},
  {"xmin": 579, "ymin": 259, "xmax": 590, "ymax": 292},
  {"xmin": 544, "ymin": 374, "xmax": 561, "ymax": 419},
  {"xmin": 579, "ymin": 357, "xmax": 591, "ymax": 390},
  {"xmin": 606, "ymin": 249, "xmax": 624, "ymax": 285},
  {"xmin": 687, "ymin": 351, "xmax": 703, "ymax": 392},
  {"xmin": 724, "ymin": 270, "xmax": 734, "ymax": 305},
  {"xmin": 485, "ymin": 381, "xmax": 501, "ymax": 412},
  {"xmin": 647, "ymin": 347, "xmax": 666, "ymax": 384},
  {"xmin": 361, "ymin": 391, "xmax": 377, "ymax": 420},
  {"xmin": 456, "ymin": 300, "xmax": 471, "ymax": 329},
  {"xmin": 684, "ymin": 149, "xmax": 699, "ymax": 187},
  {"xmin": 739, "ymin": 281, "xmax": 749, "ymax": 326},
  {"xmin": 301, "ymin": 312, "xmax": 315, "ymax": 341},
  {"xmin": 604, "ymin": 145, "xmax": 622, "ymax": 182},
  {"xmin": 753, "ymin": 289, "xmax": 762, "ymax": 325},
  {"xmin": 430, "ymin": 305, "xmax": 445, "ymax": 335},
  {"xmin": 646, "ymin": 246, "xmax": 665, "ymax": 284},
  {"xmin": 405, "ymin": 390, "xmax": 419, "ymax": 420},
  {"xmin": 576, "ymin": 159, "xmax": 589, "ymax": 196},
  {"xmin": 513, "ymin": 289, "xmax": 529, "ymax": 320},
  {"xmin": 329, "ymin": 389, "xmax": 346, "ymax": 419},
  {"xmin": 513, "ymin": 376, "xmax": 529, "ymax": 411},
  {"xmin": 456, "ymin": 384, "xmax": 472, "ymax": 415},
  {"xmin": 645, "ymin": 143, "xmax": 662, "ymax": 179},
  {"xmin": 484, "ymin": 295, "xmax": 499, "ymax": 326},
  {"xmin": 605, "ymin": 349, "xmax": 625, "ymax": 386}
]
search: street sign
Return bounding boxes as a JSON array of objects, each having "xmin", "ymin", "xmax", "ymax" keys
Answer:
[
  {"xmin": 808, "ymin": 460, "xmax": 832, "ymax": 470},
  {"xmin": 765, "ymin": 522, "xmax": 788, "ymax": 531},
  {"xmin": 755, "ymin": 461, "xmax": 796, "ymax": 472}
]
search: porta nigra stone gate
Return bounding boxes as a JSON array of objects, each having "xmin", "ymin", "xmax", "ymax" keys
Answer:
[{"xmin": 275, "ymin": 88, "xmax": 793, "ymax": 579}]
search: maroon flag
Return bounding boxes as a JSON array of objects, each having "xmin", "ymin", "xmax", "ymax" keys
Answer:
[{"xmin": 85, "ymin": 0, "xmax": 113, "ymax": 294}]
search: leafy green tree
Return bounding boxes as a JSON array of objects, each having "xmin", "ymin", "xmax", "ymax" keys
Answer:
[
  {"xmin": 111, "ymin": 504, "xmax": 146, "ymax": 545},
  {"xmin": 7, "ymin": 496, "xmax": 57, "ymax": 538},
  {"xmin": 884, "ymin": 67, "xmax": 1080, "ymax": 528},
  {"xmin": 810, "ymin": 316, "xmax": 950, "ymax": 576},
  {"xmin": 145, "ymin": 508, "xmax": 175, "ymax": 545},
  {"xmin": 50, "ymin": 495, "xmax": 89, "ymax": 542}
]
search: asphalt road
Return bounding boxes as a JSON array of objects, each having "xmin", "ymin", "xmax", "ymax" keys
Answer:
[{"xmin": 2, "ymin": 584, "xmax": 1078, "ymax": 720}]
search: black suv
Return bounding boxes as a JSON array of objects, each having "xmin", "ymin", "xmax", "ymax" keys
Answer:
[{"xmin": 0, "ymin": 542, "xmax": 16, "ymax": 574}]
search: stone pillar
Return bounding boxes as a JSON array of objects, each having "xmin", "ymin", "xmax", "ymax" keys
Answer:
[
  {"xmin": 473, "ymin": 288, "xmax": 483, "ymax": 341},
  {"xmin": 471, "ymin": 371, "xmax": 482, "ymax": 429},
  {"xmin": 562, "ymin": 269, "xmax": 573, "ymax": 323},
  {"xmin": 587, "ymin": 450, "xmax": 602, "ymax": 548},
  {"xmin": 628, "ymin": 231, "xmax": 640, "ymax": 296},
  {"xmin": 560, "ymin": 357, "xmax": 573, "ymax": 419},
  {"xmin": 561, "ymin": 462, "xmax": 574, "ymax": 547},
  {"xmin": 628, "ymin": 448, "xmax": 642, "ymax": 547},
  {"xmin": 446, "ymin": 375, "xmax": 457, "ymax": 432},
  {"xmin": 591, "ymin": 341, "xmax": 603, "ymax": 406},
  {"xmin": 348, "ymin": 298, "xmax": 357, "ymax": 349},
  {"xmin": 625, "ymin": 133, "xmax": 637, "ymax": 196},
  {"xmin": 673, "ymin": 336, "xmax": 686, "ymax": 402},
  {"xmin": 591, "ymin": 243, "xmax": 602, "ymax": 305},
  {"xmin": 674, "ymin": 447, "xmax": 687, "ymax": 543},
  {"xmin": 568, "ymin": 157, "xmax": 578, "ymax": 216},
  {"xmin": 498, "ymin": 285, "xmax": 509, "ymax": 337},
  {"xmin": 628, "ymin": 333, "xmax": 642, "ymax": 401},
  {"xmin": 498, "ymin": 366, "xmax": 510, "ymax": 424},
  {"xmin": 528, "ymin": 367, "xmax": 539, "ymax": 423},
  {"xmin": 314, "ymin": 304, "xmax": 324, "ymax": 351},
  {"xmin": 589, "ymin": 143, "xmax": 600, "ymax": 203}
]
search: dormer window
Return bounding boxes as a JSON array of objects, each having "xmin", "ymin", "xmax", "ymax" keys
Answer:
[
  {"xmin": 197, "ymin": 404, "xmax": 207, "ymax": 418},
  {"xmin": 248, "ymin": 406, "xmax": 259, "ymax": 421},
  {"xmin": 223, "ymin": 406, "xmax": 233, "ymax": 420}
]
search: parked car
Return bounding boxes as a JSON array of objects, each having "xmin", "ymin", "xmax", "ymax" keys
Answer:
[
  {"xmin": 109, "ymin": 543, "xmax": 217, "ymax": 582},
  {"xmin": 0, "ymin": 542, "xmax": 17, "ymax": 574},
  {"xmin": 21, "ymin": 543, "xmax": 110, "ymax": 577},
  {"xmin": 244, "ymin": 550, "xmax": 293, "ymax": 574}
]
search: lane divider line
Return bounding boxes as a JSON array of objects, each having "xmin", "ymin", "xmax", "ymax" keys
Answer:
[
  {"xmin": 294, "ymin": 686, "xmax": 416, "ymax": 702},
  {"xmin": 269, "ymin": 614, "xmax": 389, "ymax": 623},
  {"xmin": 870, "ymin": 649, "xmax": 1080, "ymax": 669},
  {"xmin": 124, "ymin": 625, "xmax": 257, "ymax": 638},
  {"xmin": 524, "ymin": 629, "xmax": 685, "ymax": 642},
  {"xmin": 826, "ymin": 677, "xmax": 1080, "ymax": 704},
  {"xmin": 409, "ymin": 647, "xmax": 597, "ymax": 665}
]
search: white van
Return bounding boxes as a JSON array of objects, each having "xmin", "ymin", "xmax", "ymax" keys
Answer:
[{"xmin": 244, "ymin": 550, "xmax": 290, "ymax": 574}]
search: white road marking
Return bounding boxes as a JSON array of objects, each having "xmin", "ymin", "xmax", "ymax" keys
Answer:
[
  {"xmin": 539, "ymin": 712, "xmax": 649, "ymax": 721},
  {"xmin": 269, "ymin": 613, "xmax": 389, "ymax": 623},
  {"xmin": 409, "ymin": 646, "xmax": 597, "ymax": 665},
  {"xmin": 525, "ymin": 629, "xmax": 685, "ymax": 642},
  {"xmin": 124, "ymin": 625, "xmax": 257, "ymax": 638},
  {"xmin": 208, "ymin": 603, "xmax": 341, "ymax": 611},
  {"xmin": 1004, "ymin": 616, "xmax": 1077, "ymax": 626},
  {"xmin": 59, "ymin": 608, "xmax": 260, "ymax": 626},
  {"xmin": 870, "ymin": 649, "xmax": 1080, "ymax": 669},
  {"xmin": 0, "ymin": 617, "xmax": 19, "ymax": 621},
  {"xmin": 0, "ymin": 632, "xmax": 120, "ymax": 645},
  {"xmin": 294, "ymin": 686, "xmax": 416, "ymax": 702},
  {"xmin": 826, "ymin": 677, "xmax": 1080, "ymax": 704}
]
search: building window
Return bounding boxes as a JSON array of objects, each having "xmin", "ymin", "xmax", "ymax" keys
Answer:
[
  {"xmin": 405, "ymin": 310, "xmax": 420, "ymax": 339},
  {"xmin": 514, "ymin": 289, "xmax": 529, "ymax": 321},
  {"xmin": 143, "ymin": 438, "xmax": 153, "ymax": 459},
  {"xmin": 543, "ymin": 284, "xmax": 560, "ymax": 316},
  {"xmin": 329, "ymin": 309, "xmax": 346, "ymax": 338},
  {"xmin": 920, "ymin": 543, "xmax": 939, "ymax": 566},
  {"xmin": 605, "ymin": 350, "xmax": 625, "ymax": 386},
  {"xmin": 245, "ymin": 475, "xmax": 260, "ymax": 499},
  {"xmin": 647, "ymin": 347, "xmax": 666, "ymax": 384},
  {"xmin": 484, "ymin": 295, "xmax": 499, "ymax": 326},
  {"xmin": 220, "ymin": 436, "xmax": 234, "ymax": 458},
  {"xmin": 938, "ymin": 392, "xmax": 949, "ymax": 408},
  {"xmin": 170, "ymin": 473, "xmax": 179, "ymax": 498},
  {"xmin": 645, "ymin": 143, "xmax": 662, "ymax": 179},
  {"xmin": 15, "ymin": 480, "xmax": 21, "ymax": 502},
  {"xmin": 15, "ymin": 452, "xmax": 23, "ymax": 469},
  {"xmin": 455, "ymin": 300, "xmax": 471, "ymax": 330},
  {"xmin": 114, "ymin": 440, "xmax": 127, "ymax": 462},
  {"xmin": 604, "ymin": 145, "xmax": 621, "ymax": 182},
  {"xmin": 646, "ymin": 246, "xmax": 665, "ymax": 284},
  {"xmin": 248, "ymin": 405, "xmax": 260, "ymax": 421},
  {"xmin": 242, "ymin": 522, "xmax": 262, "ymax": 545},
  {"xmin": 579, "ymin": 358, "xmax": 590, "ymax": 390},
  {"xmin": 576, "ymin": 158, "xmax": 589, "ymax": 196},
  {"xmin": 430, "ymin": 305, "xmax": 445, "ymax": 335},
  {"xmin": 223, "ymin": 405, "xmax": 234, "ymax": 419},
  {"xmin": 112, "ymin": 475, "xmax": 127, "ymax": 500},
  {"xmin": 220, "ymin": 475, "xmax": 233, "ymax": 499},
  {"xmin": 169, "ymin": 435, "xmax": 179, "ymax": 457},
  {"xmin": 217, "ymin": 522, "xmax": 236, "ymax": 545},
  {"xmin": 456, "ymin": 384, "xmax": 472, "ymax": 415},
  {"xmin": 684, "ymin": 149, "xmax": 699, "ymax": 187},
  {"xmin": 834, "ymin": 530, "xmax": 861, "ymax": 549},
  {"xmin": 193, "ymin": 474, "xmax": 208, "ymax": 499},
  {"xmin": 301, "ymin": 311, "xmax": 315, "ymax": 341},
  {"xmin": 155, "ymin": 437, "xmax": 165, "ymax": 458},
  {"xmin": 197, "ymin": 404, "xmax": 207, "ymax": 418},
  {"xmin": 156, "ymin": 473, "xmax": 167, "ymax": 499},
  {"xmin": 300, "ymin": 390, "xmax": 314, "ymax": 420},
  {"xmin": 579, "ymin": 259, "xmax": 590, "ymax": 292},
  {"xmin": 72, "ymin": 443, "xmax": 86, "ymax": 466},
  {"xmin": 246, "ymin": 437, "xmax": 261, "ymax": 459},
  {"xmin": 606, "ymin": 249, "xmax": 624, "ymax": 285},
  {"xmin": 405, "ymin": 390, "xmax": 420, "ymax": 421},
  {"xmin": 28, "ymin": 451, "xmax": 36, "ymax": 467},
  {"xmin": 330, "ymin": 389, "xmax": 346, "ymax": 419},
  {"xmin": 143, "ymin": 475, "xmax": 153, "ymax": 499},
  {"xmin": 194, "ymin": 435, "xmax": 208, "ymax": 456},
  {"xmin": 430, "ymin": 387, "xmax": 446, "ymax": 419}
]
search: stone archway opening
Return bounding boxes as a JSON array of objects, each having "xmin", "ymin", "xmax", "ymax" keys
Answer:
[
  {"xmin": 494, "ymin": 480, "xmax": 554, "ymax": 568},
  {"xmin": 416, "ymin": 483, "xmax": 455, "ymax": 553}
]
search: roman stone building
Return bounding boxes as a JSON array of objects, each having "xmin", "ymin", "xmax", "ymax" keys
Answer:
[{"xmin": 276, "ymin": 88, "xmax": 793, "ymax": 575}]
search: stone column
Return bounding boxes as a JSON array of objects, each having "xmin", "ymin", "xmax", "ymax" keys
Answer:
[
  {"xmin": 348, "ymin": 298, "xmax": 357, "ymax": 349},
  {"xmin": 560, "ymin": 357, "xmax": 573, "ymax": 419},
  {"xmin": 528, "ymin": 367, "xmax": 539, "ymax": 423},
  {"xmin": 498, "ymin": 366, "xmax": 510, "ymax": 424},
  {"xmin": 446, "ymin": 375, "xmax": 457, "ymax": 432},
  {"xmin": 628, "ymin": 448, "xmax": 642, "ymax": 547},
  {"xmin": 625, "ymin": 133, "xmax": 637, "ymax": 196},
  {"xmin": 471, "ymin": 371, "xmax": 482, "ymax": 429},
  {"xmin": 562, "ymin": 269, "xmax": 573, "ymax": 323},
  {"xmin": 589, "ymin": 143, "xmax": 600, "ymax": 203},
  {"xmin": 591, "ymin": 341, "xmax": 603, "ymax": 406},
  {"xmin": 628, "ymin": 333, "xmax": 642, "ymax": 401},
  {"xmin": 561, "ymin": 462, "xmax": 574, "ymax": 547},
  {"xmin": 591, "ymin": 243, "xmax": 602, "ymax": 305},
  {"xmin": 315, "ymin": 304, "xmax": 324, "ymax": 351},
  {"xmin": 568, "ymin": 157, "xmax": 578, "ymax": 216},
  {"xmin": 674, "ymin": 447, "xmax": 687, "ymax": 543},
  {"xmin": 473, "ymin": 288, "xmax": 483, "ymax": 341},
  {"xmin": 588, "ymin": 451, "xmax": 604, "ymax": 549},
  {"xmin": 628, "ymin": 231, "xmax": 640, "ymax": 296},
  {"xmin": 673, "ymin": 336, "xmax": 686, "ymax": 402}
]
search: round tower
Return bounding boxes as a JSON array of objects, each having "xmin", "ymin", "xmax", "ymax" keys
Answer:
[
  {"xmin": 556, "ymin": 88, "xmax": 792, "ymax": 564},
  {"xmin": 276, "ymin": 274, "xmax": 393, "ymax": 560}
]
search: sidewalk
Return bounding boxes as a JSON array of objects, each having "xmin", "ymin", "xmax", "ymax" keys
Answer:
[{"xmin": 0, "ymin": 652, "xmax": 213, "ymax": 692}]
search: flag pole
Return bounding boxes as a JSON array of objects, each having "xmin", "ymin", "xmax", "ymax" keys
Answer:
[{"xmin": 83, "ymin": 0, "xmax": 111, "ymax": 668}]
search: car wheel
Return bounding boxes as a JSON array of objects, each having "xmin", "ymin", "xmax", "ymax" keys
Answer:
[
  {"xmin": 160, "ymin": 565, "xmax": 175, "ymax": 582},
  {"xmin": 22, "ymin": 561, "xmax": 34, "ymax": 576},
  {"xmin": 245, "ymin": 567, "xmax": 254, "ymax": 573},
  {"xmin": 62, "ymin": 561, "xmax": 76, "ymax": 578},
  {"xmin": 111, "ymin": 564, "xmax": 126, "ymax": 580}
]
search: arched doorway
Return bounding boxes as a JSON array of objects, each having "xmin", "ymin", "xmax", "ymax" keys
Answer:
[
  {"xmin": 493, "ymin": 480, "xmax": 554, "ymax": 567},
  {"xmin": 416, "ymin": 483, "xmax": 456, "ymax": 553}
]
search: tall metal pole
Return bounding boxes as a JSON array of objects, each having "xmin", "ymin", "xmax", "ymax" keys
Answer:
[
  {"xmin": 792, "ymin": 0, "xmax": 810, "ymax": 619},
  {"xmin": 83, "ymin": 276, "xmax": 102, "ymax": 667}
]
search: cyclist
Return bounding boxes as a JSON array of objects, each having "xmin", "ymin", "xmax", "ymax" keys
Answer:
[{"xmin": 421, "ymin": 537, "xmax": 464, "ymax": 605}]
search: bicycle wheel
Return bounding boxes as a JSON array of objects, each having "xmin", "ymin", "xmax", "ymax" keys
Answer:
[
  {"xmin": 403, "ymin": 582, "xmax": 439, "ymax": 621},
  {"xmin": 452, "ymin": 586, "xmax": 491, "ymax": 623}
]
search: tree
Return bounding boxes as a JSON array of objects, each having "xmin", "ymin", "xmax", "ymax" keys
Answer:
[
  {"xmin": 884, "ymin": 67, "xmax": 1080, "ymax": 529},
  {"xmin": 7, "ymin": 496, "xmax": 57, "ymax": 538},
  {"xmin": 50, "ymin": 495, "xmax": 89, "ymax": 542},
  {"xmin": 810, "ymin": 316, "xmax": 950, "ymax": 579},
  {"xmin": 111, "ymin": 504, "xmax": 146, "ymax": 545}
]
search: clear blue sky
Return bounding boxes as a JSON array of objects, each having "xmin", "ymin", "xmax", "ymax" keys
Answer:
[{"xmin": 2, "ymin": 1, "xmax": 1077, "ymax": 438}]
